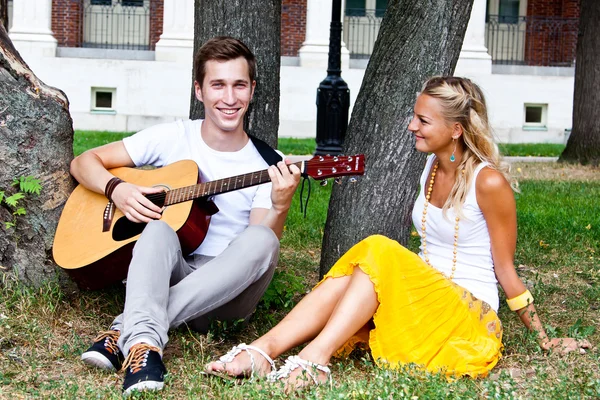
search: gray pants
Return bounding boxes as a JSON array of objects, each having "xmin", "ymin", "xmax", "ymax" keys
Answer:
[{"xmin": 111, "ymin": 220, "xmax": 279, "ymax": 355}]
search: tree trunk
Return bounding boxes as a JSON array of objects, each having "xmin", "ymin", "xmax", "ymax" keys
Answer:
[
  {"xmin": 190, "ymin": 0, "xmax": 281, "ymax": 148},
  {"xmin": 320, "ymin": 0, "xmax": 474, "ymax": 276},
  {"xmin": 0, "ymin": 0, "xmax": 7, "ymax": 31},
  {"xmin": 559, "ymin": 0, "xmax": 600, "ymax": 166},
  {"xmin": 0, "ymin": 24, "xmax": 75, "ymax": 286}
]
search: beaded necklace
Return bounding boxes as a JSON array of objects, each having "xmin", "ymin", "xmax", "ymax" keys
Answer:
[{"xmin": 421, "ymin": 162, "xmax": 462, "ymax": 280}]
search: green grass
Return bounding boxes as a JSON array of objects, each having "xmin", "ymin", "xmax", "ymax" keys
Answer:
[
  {"xmin": 499, "ymin": 143, "xmax": 565, "ymax": 157},
  {"xmin": 73, "ymin": 130, "xmax": 134, "ymax": 156},
  {"xmin": 73, "ymin": 131, "xmax": 316, "ymax": 157},
  {"xmin": 74, "ymin": 131, "xmax": 564, "ymax": 158},
  {"xmin": 277, "ymin": 138, "xmax": 316, "ymax": 155},
  {"xmin": 1, "ymin": 131, "xmax": 597, "ymax": 398}
]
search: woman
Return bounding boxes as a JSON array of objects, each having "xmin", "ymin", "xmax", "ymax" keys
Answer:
[{"xmin": 205, "ymin": 76, "xmax": 590, "ymax": 389}]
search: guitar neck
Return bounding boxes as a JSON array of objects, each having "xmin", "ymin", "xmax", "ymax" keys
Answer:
[{"xmin": 163, "ymin": 161, "xmax": 303, "ymax": 206}]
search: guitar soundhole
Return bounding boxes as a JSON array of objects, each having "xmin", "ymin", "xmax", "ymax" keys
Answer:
[{"xmin": 112, "ymin": 217, "xmax": 147, "ymax": 241}]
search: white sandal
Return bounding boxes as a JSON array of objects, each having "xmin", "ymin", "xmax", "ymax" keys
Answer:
[
  {"xmin": 205, "ymin": 343, "xmax": 276, "ymax": 381},
  {"xmin": 267, "ymin": 355, "xmax": 332, "ymax": 387}
]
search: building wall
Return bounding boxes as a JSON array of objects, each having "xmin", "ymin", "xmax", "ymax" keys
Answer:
[
  {"xmin": 525, "ymin": 0, "xmax": 580, "ymax": 66},
  {"xmin": 11, "ymin": 0, "xmax": 575, "ymax": 143},
  {"xmin": 51, "ymin": 0, "xmax": 83, "ymax": 47},
  {"xmin": 149, "ymin": 0, "xmax": 163, "ymax": 50},
  {"xmin": 281, "ymin": 0, "xmax": 306, "ymax": 56}
]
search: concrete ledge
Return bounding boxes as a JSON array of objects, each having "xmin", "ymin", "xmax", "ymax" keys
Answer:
[
  {"xmin": 57, "ymin": 47, "xmax": 155, "ymax": 61},
  {"xmin": 281, "ymin": 56, "xmax": 300, "ymax": 67},
  {"xmin": 492, "ymin": 64, "xmax": 574, "ymax": 77}
]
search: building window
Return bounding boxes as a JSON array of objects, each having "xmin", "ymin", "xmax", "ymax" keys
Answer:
[
  {"xmin": 91, "ymin": 0, "xmax": 144, "ymax": 5},
  {"xmin": 523, "ymin": 103, "xmax": 547, "ymax": 130},
  {"xmin": 375, "ymin": 0, "xmax": 387, "ymax": 17},
  {"xmin": 122, "ymin": 0, "xmax": 144, "ymax": 6},
  {"xmin": 83, "ymin": 0, "xmax": 150, "ymax": 50},
  {"xmin": 346, "ymin": 0, "xmax": 366, "ymax": 16},
  {"xmin": 92, "ymin": 88, "xmax": 116, "ymax": 113},
  {"xmin": 498, "ymin": 0, "xmax": 520, "ymax": 23}
]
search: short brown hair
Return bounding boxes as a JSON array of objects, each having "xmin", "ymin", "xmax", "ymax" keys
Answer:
[{"xmin": 193, "ymin": 36, "xmax": 256, "ymax": 87}]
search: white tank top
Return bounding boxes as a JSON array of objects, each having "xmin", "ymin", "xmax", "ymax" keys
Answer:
[{"xmin": 411, "ymin": 154, "xmax": 499, "ymax": 311}]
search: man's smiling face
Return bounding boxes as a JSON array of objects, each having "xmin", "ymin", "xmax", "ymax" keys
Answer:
[{"xmin": 195, "ymin": 57, "xmax": 256, "ymax": 135}]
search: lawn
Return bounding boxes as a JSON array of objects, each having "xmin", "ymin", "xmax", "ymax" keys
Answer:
[
  {"xmin": 0, "ymin": 133, "xmax": 598, "ymax": 398},
  {"xmin": 73, "ymin": 130, "xmax": 564, "ymax": 158}
]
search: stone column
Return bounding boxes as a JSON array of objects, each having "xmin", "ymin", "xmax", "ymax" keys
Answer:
[
  {"xmin": 9, "ymin": 0, "xmax": 57, "ymax": 59},
  {"xmin": 299, "ymin": 0, "xmax": 350, "ymax": 69},
  {"xmin": 154, "ymin": 0, "xmax": 194, "ymax": 63},
  {"xmin": 455, "ymin": 0, "xmax": 492, "ymax": 75}
]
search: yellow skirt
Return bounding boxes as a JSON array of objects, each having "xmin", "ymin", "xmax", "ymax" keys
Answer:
[{"xmin": 319, "ymin": 235, "xmax": 503, "ymax": 378}]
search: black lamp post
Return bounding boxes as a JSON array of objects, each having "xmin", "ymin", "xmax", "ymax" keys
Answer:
[{"xmin": 314, "ymin": 0, "xmax": 350, "ymax": 156}]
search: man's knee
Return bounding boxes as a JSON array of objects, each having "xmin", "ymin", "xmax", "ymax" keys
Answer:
[
  {"xmin": 243, "ymin": 224, "xmax": 280, "ymax": 254},
  {"xmin": 242, "ymin": 225, "xmax": 280, "ymax": 273},
  {"xmin": 133, "ymin": 220, "xmax": 179, "ymax": 252}
]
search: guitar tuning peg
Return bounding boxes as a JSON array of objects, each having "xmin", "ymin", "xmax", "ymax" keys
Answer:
[
  {"xmin": 334, "ymin": 177, "xmax": 342, "ymax": 185},
  {"xmin": 349, "ymin": 177, "xmax": 358, "ymax": 184},
  {"xmin": 320, "ymin": 180, "xmax": 328, "ymax": 187}
]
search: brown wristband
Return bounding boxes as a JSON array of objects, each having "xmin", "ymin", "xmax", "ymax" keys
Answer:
[{"xmin": 104, "ymin": 177, "xmax": 124, "ymax": 201}]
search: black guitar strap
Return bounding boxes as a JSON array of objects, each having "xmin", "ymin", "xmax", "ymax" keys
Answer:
[
  {"xmin": 248, "ymin": 135, "xmax": 283, "ymax": 166},
  {"xmin": 248, "ymin": 134, "xmax": 312, "ymax": 218}
]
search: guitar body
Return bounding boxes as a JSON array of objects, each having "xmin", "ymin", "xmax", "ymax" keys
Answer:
[{"xmin": 53, "ymin": 160, "xmax": 218, "ymax": 290}]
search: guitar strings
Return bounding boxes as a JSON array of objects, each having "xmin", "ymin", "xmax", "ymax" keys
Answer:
[{"xmin": 139, "ymin": 158, "xmax": 353, "ymax": 207}]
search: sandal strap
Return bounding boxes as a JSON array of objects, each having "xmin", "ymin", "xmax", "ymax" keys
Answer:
[
  {"xmin": 267, "ymin": 355, "xmax": 331, "ymax": 385},
  {"xmin": 218, "ymin": 343, "xmax": 276, "ymax": 378}
]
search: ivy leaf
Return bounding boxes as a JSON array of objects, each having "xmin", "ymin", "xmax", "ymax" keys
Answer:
[
  {"xmin": 5, "ymin": 193, "xmax": 25, "ymax": 207},
  {"xmin": 0, "ymin": 191, "xmax": 4, "ymax": 204},
  {"xmin": 13, "ymin": 207, "xmax": 27, "ymax": 216},
  {"xmin": 4, "ymin": 221, "xmax": 15, "ymax": 229}
]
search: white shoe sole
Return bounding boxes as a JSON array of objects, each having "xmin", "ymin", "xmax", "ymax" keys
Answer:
[
  {"xmin": 81, "ymin": 351, "xmax": 117, "ymax": 371},
  {"xmin": 123, "ymin": 380, "xmax": 164, "ymax": 397}
]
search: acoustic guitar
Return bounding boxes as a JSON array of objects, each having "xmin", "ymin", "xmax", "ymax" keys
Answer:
[{"xmin": 53, "ymin": 155, "xmax": 365, "ymax": 290}]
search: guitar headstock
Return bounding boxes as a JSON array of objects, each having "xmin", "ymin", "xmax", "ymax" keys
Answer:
[{"xmin": 302, "ymin": 155, "xmax": 365, "ymax": 180}]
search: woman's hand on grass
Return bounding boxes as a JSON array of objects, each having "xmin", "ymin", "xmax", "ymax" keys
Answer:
[{"xmin": 540, "ymin": 337, "xmax": 592, "ymax": 355}]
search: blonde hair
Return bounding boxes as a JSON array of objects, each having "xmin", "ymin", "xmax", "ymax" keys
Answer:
[{"xmin": 420, "ymin": 76, "xmax": 517, "ymax": 219}]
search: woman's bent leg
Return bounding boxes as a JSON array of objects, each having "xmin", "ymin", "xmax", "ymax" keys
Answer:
[{"xmin": 279, "ymin": 267, "xmax": 378, "ymax": 388}]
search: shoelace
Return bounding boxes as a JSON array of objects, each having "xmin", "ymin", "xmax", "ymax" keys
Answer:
[
  {"xmin": 93, "ymin": 330, "xmax": 120, "ymax": 355},
  {"xmin": 122, "ymin": 343, "xmax": 161, "ymax": 373}
]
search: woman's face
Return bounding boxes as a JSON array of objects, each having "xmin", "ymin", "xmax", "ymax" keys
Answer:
[{"xmin": 408, "ymin": 94, "xmax": 456, "ymax": 155}]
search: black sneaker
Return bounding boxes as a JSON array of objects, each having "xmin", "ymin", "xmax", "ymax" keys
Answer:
[
  {"xmin": 81, "ymin": 330, "xmax": 124, "ymax": 371},
  {"xmin": 122, "ymin": 343, "xmax": 167, "ymax": 396}
]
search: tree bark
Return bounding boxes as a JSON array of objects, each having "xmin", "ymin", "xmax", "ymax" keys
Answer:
[
  {"xmin": 0, "ymin": 24, "xmax": 75, "ymax": 286},
  {"xmin": 0, "ymin": 0, "xmax": 7, "ymax": 32},
  {"xmin": 190, "ymin": 0, "xmax": 281, "ymax": 148},
  {"xmin": 559, "ymin": 0, "xmax": 600, "ymax": 166},
  {"xmin": 320, "ymin": 0, "xmax": 474, "ymax": 276}
]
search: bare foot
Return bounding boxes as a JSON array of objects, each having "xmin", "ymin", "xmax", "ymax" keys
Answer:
[{"xmin": 205, "ymin": 344, "xmax": 274, "ymax": 379}]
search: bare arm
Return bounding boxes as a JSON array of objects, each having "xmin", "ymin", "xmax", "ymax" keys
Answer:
[
  {"xmin": 477, "ymin": 168, "xmax": 590, "ymax": 354},
  {"xmin": 70, "ymin": 141, "xmax": 163, "ymax": 222},
  {"xmin": 249, "ymin": 160, "xmax": 301, "ymax": 239}
]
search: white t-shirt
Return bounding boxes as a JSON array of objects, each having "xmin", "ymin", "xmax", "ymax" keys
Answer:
[
  {"xmin": 122, "ymin": 119, "xmax": 273, "ymax": 256},
  {"xmin": 411, "ymin": 154, "xmax": 499, "ymax": 311}
]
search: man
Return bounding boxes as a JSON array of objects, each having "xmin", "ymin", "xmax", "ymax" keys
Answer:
[{"xmin": 71, "ymin": 36, "xmax": 301, "ymax": 396}]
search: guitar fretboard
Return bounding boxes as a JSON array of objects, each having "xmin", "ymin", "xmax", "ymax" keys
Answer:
[{"xmin": 163, "ymin": 162, "xmax": 301, "ymax": 206}]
